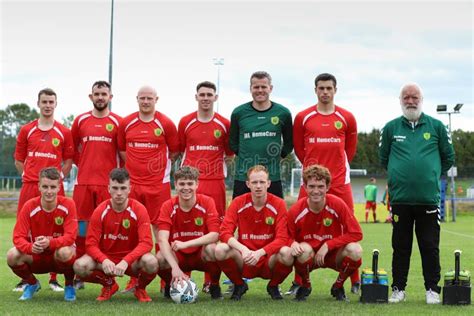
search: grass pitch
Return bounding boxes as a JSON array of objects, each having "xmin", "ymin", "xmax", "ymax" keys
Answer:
[{"xmin": 0, "ymin": 206, "xmax": 472, "ymax": 315}]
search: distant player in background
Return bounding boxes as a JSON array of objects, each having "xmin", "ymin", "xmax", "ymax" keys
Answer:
[
  {"xmin": 156, "ymin": 166, "xmax": 223, "ymax": 300},
  {"xmin": 280, "ymin": 164, "xmax": 362, "ymax": 302},
  {"xmin": 292, "ymin": 73, "xmax": 359, "ymax": 294},
  {"xmin": 71, "ymin": 80, "xmax": 122, "ymax": 289},
  {"xmin": 73, "ymin": 168, "xmax": 158, "ymax": 302},
  {"xmin": 118, "ymin": 85, "xmax": 180, "ymax": 291},
  {"xmin": 7, "ymin": 167, "xmax": 78, "ymax": 301},
  {"xmin": 215, "ymin": 165, "xmax": 292, "ymax": 301},
  {"xmin": 178, "ymin": 81, "xmax": 233, "ymax": 292},
  {"xmin": 14, "ymin": 88, "xmax": 74, "ymax": 292},
  {"xmin": 364, "ymin": 178, "xmax": 378, "ymax": 223},
  {"xmin": 382, "ymin": 184, "xmax": 392, "ymax": 223},
  {"xmin": 229, "ymin": 71, "xmax": 293, "ymax": 199}
]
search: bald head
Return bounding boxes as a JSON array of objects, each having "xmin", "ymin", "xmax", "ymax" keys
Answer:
[
  {"xmin": 399, "ymin": 83, "xmax": 423, "ymax": 122},
  {"xmin": 137, "ymin": 85, "xmax": 158, "ymax": 116}
]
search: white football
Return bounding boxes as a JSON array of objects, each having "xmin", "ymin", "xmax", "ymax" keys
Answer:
[{"xmin": 170, "ymin": 279, "xmax": 199, "ymax": 304}]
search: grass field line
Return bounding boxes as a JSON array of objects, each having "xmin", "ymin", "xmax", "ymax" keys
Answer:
[{"xmin": 442, "ymin": 228, "xmax": 474, "ymax": 239}]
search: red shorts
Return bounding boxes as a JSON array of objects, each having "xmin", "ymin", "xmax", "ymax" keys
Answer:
[
  {"xmin": 299, "ymin": 183, "xmax": 354, "ymax": 212},
  {"xmin": 197, "ymin": 179, "xmax": 226, "ymax": 221},
  {"xmin": 311, "ymin": 247, "xmax": 340, "ymax": 272},
  {"xmin": 175, "ymin": 249, "xmax": 208, "ymax": 272},
  {"xmin": 131, "ymin": 183, "xmax": 170, "ymax": 225},
  {"xmin": 107, "ymin": 256, "xmax": 136, "ymax": 276},
  {"xmin": 242, "ymin": 256, "xmax": 272, "ymax": 280},
  {"xmin": 30, "ymin": 253, "xmax": 66, "ymax": 274},
  {"xmin": 17, "ymin": 182, "xmax": 65, "ymax": 213},
  {"xmin": 365, "ymin": 201, "xmax": 377, "ymax": 211},
  {"xmin": 73, "ymin": 184, "xmax": 110, "ymax": 221}
]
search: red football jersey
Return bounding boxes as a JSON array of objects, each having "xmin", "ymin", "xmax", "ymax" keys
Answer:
[
  {"xmin": 293, "ymin": 105, "xmax": 357, "ymax": 187},
  {"xmin": 178, "ymin": 112, "xmax": 233, "ymax": 180},
  {"xmin": 13, "ymin": 196, "xmax": 78, "ymax": 255},
  {"xmin": 220, "ymin": 193, "xmax": 289, "ymax": 257},
  {"xmin": 86, "ymin": 198, "xmax": 153, "ymax": 265},
  {"xmin": 287, "ymin": 194, "xmax": 362, "ymax": 251},
  {"xmin": 157, "ymin": 194, "xmax": 220, "ymax": 254},
  {"xmin": 118, "ymin": 112, "xmax": 179, "ymax": 185},
  {"xmin": 14, "ymin": 120, "xmax": 74, "ymax": 182},
  {"xmin": 72, "ymin": 111, "xmax": 122, "ymax": 185}
]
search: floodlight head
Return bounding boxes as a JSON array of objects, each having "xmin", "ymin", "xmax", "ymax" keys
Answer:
[
  {"xmin": 437, "ymin": 104, "xmax": 447, "ymax": 112},
  {"xmin": 454, "ymin": 103, "xmax": 463, "ymax": 112}
]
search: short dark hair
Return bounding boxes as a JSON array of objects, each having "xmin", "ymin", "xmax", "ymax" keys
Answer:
[
  {"xmin": 250, "ymin": 71, "xmax": 272, "ymax": 85},
  {"xmin": 303, "ymin": 164, "xmax": 331, "ymax": 186},
  {"xmin": 109, "ymin": 168, "xmax": 130, "ymax": 183},
  {"xmin": 92, "ymin": 80, "xmax": 111, "ymax": 91},
  {"xmin": 39, "ymin": 167, "xmax": 61, "ymax": 181},
  {"xmin": 196, "ymin": 81, "xmax": 216, "ymax": 92},
  {"xmin": 37, "ymin": 88, "xmax": 57, "ymax": 101},
  {"xmin": 314, "ymin": 73, "xmax": 337, "ymax": 88},
  {"xmin": 174, "ymin": 166, "xmax": 200, "ymax": 181}
]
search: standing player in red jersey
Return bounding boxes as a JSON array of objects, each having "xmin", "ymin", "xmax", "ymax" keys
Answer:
[
  {"xmin": 14, "ymin": 88, "xmax": 74, "ymax": 292},
  {"xmin": 292, "ymin": 73, "xmax": 360, "ymax": 294},
  {"xmin": 71, "ymin": 81, "xmax": 122, "ymax": 289},
  {"xmin": 156, "ymin": 166, "xmax": 223, "ymax": 299},
  {"xmin": 118, "ymin": 85, "xmax": 179, "ymax": 291},
  {"xmin": 73, "ymin": 168, "xmax": 158, "ymax": 302},
  {"xmin": 280, "ymin": 164, "xmax": 363, "ymax": 302},
  {"xmin": 214, "ymin": 165, "xmax": 292, "ymax": 301},
  {"xmin": 7, "ymin": 167, "xmax": 78, "ymax": 301},
  {"xmin": 178, "ymin": 81, "xmax": 233, "ymax": 292}
]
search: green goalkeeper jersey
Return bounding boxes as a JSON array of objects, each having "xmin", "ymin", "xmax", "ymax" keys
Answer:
[
  {"xmin": 229, "ymin": 101, "xmax": 293, "ymax": 181},
  {"xmin": 364, "ymin": 184, "xmax": 378, "ymax": 202}
]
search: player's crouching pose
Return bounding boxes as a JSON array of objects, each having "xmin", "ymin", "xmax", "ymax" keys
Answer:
[
  {"xmin": 280, "ymin": 164, "xmax": 363, "ymax": 302},
  {"xmin": 156, "ymin": 166, "xmax": 223, "ymax": 299},
  {"xmin": 73, "ymin": 168, "xmax": 158, "ymax": 302},
  {"xmin": 215, "ymin": 165, "xmax": 292, "ymax": 301},
  {"xmin": 7, "ymin": 167, "xmax": 78, "ymax": 301}
]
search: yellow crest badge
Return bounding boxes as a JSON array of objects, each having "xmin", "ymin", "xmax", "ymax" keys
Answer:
[
  {"xmin": 214, "ymin": 129, "xmax": 222, "ymax": 138},
  {"xmin": 54, "ymin": 216, "xmax": 64, "ymax": 225},
  {"xmin": 106, "ymin": 124, "xmax": 114, "ymax": 132},
  {"xmin": 194, "ymin": 217, "xmax": 204, "ymax": 226},
  {"xmin": 423, "ymin": 132, "xmax": 431, "ymax": 140},
  {"xmin": 271, "ymin": 116, "xmax": 279, "ymax": 125},
  {"xmin": 393, "ymin": 215, "xmax": 399, "ymax": 223},
  {"xmin": 52, "ymin": 138, "xmax": 60, "ymax": 147},
  {"xmin": 122, "ymin": 219, "xmax": 130, "ymax": 229},
  {"xmin": 154, "ymin": 128, "xmax": 163, "ymax": 137},
  {"xmin": 323, "ymin": 218, "xmax": 333, "ymax": 227},
  {"xmin": 265, "ymin": 217, "xmax": 275, "ymax": 225},
  {"xmin": 334, "ymin": 121, "xmax": 343, "ymax": 130}
]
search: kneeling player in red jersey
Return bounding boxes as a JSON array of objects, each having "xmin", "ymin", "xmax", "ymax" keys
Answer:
[
  {"xmin": 73, "ymin": 168, "xmax": 158, "ymax": 302},
  {"xmin": 156, "ymin": 166, "xmax": 223, "ymax": 299},
  {"xmin": 7, "ymin": 167, "xmax": 78, "ymax": 301},
  {"xmin": 215, "ymin": 165, "xmax": 292, "ymax": 301},
  {"xmin": 280, "ymin": 164, "xmax": 363, "ymax": 301}
]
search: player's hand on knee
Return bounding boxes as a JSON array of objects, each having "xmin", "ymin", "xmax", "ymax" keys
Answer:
[
  {"xmin": 291, "ymin": 242, "xmax": 304, "ymax": 256},
  {"xmin": 102, "ymin": 259, "xmax": 116, "ymax": 275},
  {"xmin": 315, "ymin": 243, "xmax": 328, "ymax": 267},
  {"xmin": 114, "ymin": 260, "xmax": 128, "ymax": 276}
]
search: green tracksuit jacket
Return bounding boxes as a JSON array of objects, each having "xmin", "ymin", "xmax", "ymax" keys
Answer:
[{"xmin": 379, "ymin": 113, "xmax": 454, "ymax": 205}]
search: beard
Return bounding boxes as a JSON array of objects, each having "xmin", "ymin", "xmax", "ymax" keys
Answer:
[
  {"xmin": 93, "ymin": 102, "xmax": 108, "ymax": 112},
  {"xmin": 401, "ymin": 102, "xmax": 422, "ymax": 122}
]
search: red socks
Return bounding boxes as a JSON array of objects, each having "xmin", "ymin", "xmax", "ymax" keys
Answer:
[
  {"xmin": 335, "ymin": 256, "xmax": 361, "ymax": 288},
  {"xmin": 205, "ymin": 261, "xmax": 222, "ymax": 286},
  {"xmin": 11, "ymin": 263, "xmax": 36, "ymax": 285},
  {"xmin": 217, "ymin": 258, "xmax": 244, "ymax": 285},
  {"xmin": 137, "ymin": 269, "xmax": 156, "ymax": 289},
  {"xmin": 268, "ymin": 261, "xmax": 292, "ymax": 287},
  {"xmin": 83, "ymin": 270, "xmax": 114, "ymax": 286},
  {"xmin": 157, "ymin": 268, "xmax": 172, "ymax": 285},
  {"xmin": 294, "ymin": 258, "xmax": 313, "ymax": 287},
  {"xmin": 56, "ymin": 255, "xmax": 76, "ymax": 286}
]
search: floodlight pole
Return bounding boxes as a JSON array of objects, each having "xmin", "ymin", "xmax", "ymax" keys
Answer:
[
  {"xmin": 213, "ymin": 58, "xmax": 224, "ymax": 113},
  {"xmin": 108, "ymin": 0, "xmax": 115, "ymax": 110},
  {"xmin": 437, "ymin": 104, "xmax": 462, "ymax": 222}
]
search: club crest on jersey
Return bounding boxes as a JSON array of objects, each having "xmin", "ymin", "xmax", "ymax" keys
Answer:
[
  {"xmin": 154, "ymin": 128, "xmax": 163, "ymax": 137},
  {"xmin": 214, "ymin": 129, "xmax": 222, "ymax": 138},
  {"xmin": 323, "ymin": 218, "xmax": 333, "ymax": 227},
  {"xmin": 106, "ymin": 124, "xmax": 114, "ymax": 132},
  {"xmin": 334, "ymin": 121, "xmax": 343, "ymax": 130},
  {"xmin": 393, "ymin": 215, "xmax": 399, "ymax": 223},
  {"xmin": 265, "ymin": 217, "xmax": 275, "ymax": 225},
  {"xmin": 122, "ymin": 219, "xmax": 130, "ymax": 229},
  {"xmin": 271, "ymin": 116, "xmax": 279, "ymax": 125},
  {"xmin": 194, "ymin": 217, "xmax": 204, "ymax": 226},
  {"xmin": 423, "ymin": 132, "xmax": 431, "ymax": 140},
  {"xmin": 54, "ymin": 216, "xmax": 64, "ymax": 225},
  {"xmin": 52, "ymin": 138, "xmax": 60, "ymax": 147}
]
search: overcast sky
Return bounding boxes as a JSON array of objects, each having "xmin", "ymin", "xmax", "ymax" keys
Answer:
[{"xmin": 1, "ymin": 0, "xmax": 472, "ymax": 132}]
